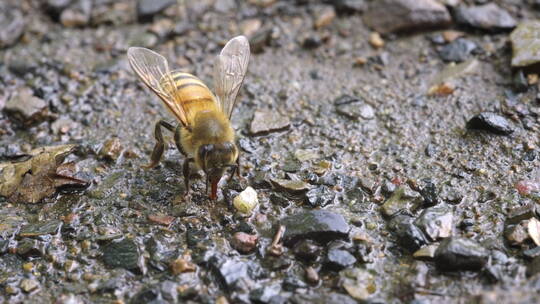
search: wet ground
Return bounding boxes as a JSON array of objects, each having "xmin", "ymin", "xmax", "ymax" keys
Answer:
[{"xmin": 1, "ymin": 0, "xmax": 540, "ymax": 303}]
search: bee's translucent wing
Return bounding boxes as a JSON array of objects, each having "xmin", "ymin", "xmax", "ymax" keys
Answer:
[
  {"xmin": 213, "ymin": 36, "xmax": 250, "ymax": 118},
  {"xmin": 127, "ymin": 47, "xmax": 189, "ymax": 127}
]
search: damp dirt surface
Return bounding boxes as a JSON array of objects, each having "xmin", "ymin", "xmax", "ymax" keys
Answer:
[{"xmin": 1, "ymin": 1, "xmax": 540, "ymax": 303}]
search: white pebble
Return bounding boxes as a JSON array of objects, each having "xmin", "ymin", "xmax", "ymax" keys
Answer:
[{"xmin": 233, "ymin": 187, "xmax": 258, "ymax": 214}]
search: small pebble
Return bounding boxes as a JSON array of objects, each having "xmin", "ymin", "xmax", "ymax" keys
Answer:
[
  {"xmin": 233, "ymin": 187, "xmax": 259, "ymax": 214},
  {"xmin": 369, "ymin": 32, "xmax": 384, "ymax": 48},
  {"xmin": 230, "ymin": 232, "xmax": 258, "ymax": 254}
]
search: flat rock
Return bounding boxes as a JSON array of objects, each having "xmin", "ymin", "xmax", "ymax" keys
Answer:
[
  {"xmin": 102, "ymin": 239, "xmax": 141, "ymax": 271},
  {"xmin": 4, "ymin": 87, "xmax": 48, "ymax": 124},
  {"xmin": 510, "ymin": 21, "xmax": 540, "ymax": 68},
  {"xmin": 271, "ymin": 178, "xmax": 310, "ymax": 194},
  {"xmin": 453, "ymin": 3, "xmax": 516, "ymax": 32},
  {"xmin": 250, "ymin": 109, "xmax": 290, "ymax": 135},
  {"xmin": 0, "ymin": 4, "xmax": 25, "ymax": 48},
  {"xmin": 434, "ymin": 237, "xmax": 488, "ymax": 271},
  {"xmin": 280, "ymin": 210, "xmax": 350, "ymax": 246},
  {"xmin": 19, "ymin": 221, "xmax": 62, "ymax": 237},
  {"xmin": 363, "ymin": 0, "xmax": 451, "ymax": 34},
  {"xmin": 466, "ymin": 112, "xmax": 514, "ymax": 136}
]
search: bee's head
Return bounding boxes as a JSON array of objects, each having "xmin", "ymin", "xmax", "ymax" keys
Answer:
[{"xmin": 196, "ymin": 142, "xmax": 238, "ymax": 200}]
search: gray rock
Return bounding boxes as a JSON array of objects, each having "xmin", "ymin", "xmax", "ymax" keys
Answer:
[
  {"xmin": 453, "ymin": 3, "xmax": 516, "ymax": 32},
  {"xmin": 324, "ymin": 248, "xmax": 357, "ymax": 271},
  {"xmin": 363, "ymin": 0, "xmax": 451, "ymax": 34},
  {"xmin": 510, "ymin": 21, "xmax": 540, "ymax": 68},
  {"xmin": 414, "ymin": 205, "xmax": 453, "ymax": 241},
  {"xmin": 438, "ymin": 38, "xmax": 478, "ymax": 62},
  {"xmin": 137, "ymin": 0, "xmax": 176, "ymax": 21},
  {"xmin": 466, "ymin": 112, "xmax": 514, "ymax": 136},
  {"xmin": 209, "ymin": 255, "xmax": 261, "ymax": 291},
  {"xmin": 250, "ymin": 109, "xmax": 290, "ymax": 135},
  {"xmin": 102, "ymin": 239, "xmax": 142, "ymax": 271},
  {"xmin": 0, "ymin": 4, "xmax": 25, "ymax": 48},
  {"xmin": 434, "ymin": 237, "xmax": 488, "ymax": 271},
  {"xmin": 280, "ymin": 210, "xmax": 350, "ymax": 246}
]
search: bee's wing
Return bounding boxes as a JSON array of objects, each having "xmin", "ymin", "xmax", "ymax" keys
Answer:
[
  {"xmin": 127, "ymin": 47, "xmax": 189, "ymax": 127},
  {"xmin": 213, "ymin": 36, "xmax": 250, "ymax": 118}
]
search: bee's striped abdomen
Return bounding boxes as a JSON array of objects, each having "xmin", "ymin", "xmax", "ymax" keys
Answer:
[{"xmin": 160, "ymin": 71, "xmax": 218, "ymax": 122}]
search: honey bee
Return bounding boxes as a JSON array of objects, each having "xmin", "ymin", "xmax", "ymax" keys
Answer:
[{"xmin": 127, "ymin": 36, "xmax": 250, "ymax": 200}]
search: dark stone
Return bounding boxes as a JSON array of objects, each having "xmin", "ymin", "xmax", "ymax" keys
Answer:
[
  {"xmin": 434, "ymin": 237, "xmax": 489, "ymax": 271},
  {"xmin": 453, "ymin": 3, "xmax": 516, "ymax": 32},
  {"xmin": 438, "ymin": 38, "xmax": 478, "ymax": 62},
  {"xmin": 293, "ymin": 239, "xmax": 322, "ymax": 262},
  {"xmin": 332, "ymin": 0, "xmax": 367, "ymax": 14},
  {"xmin": 414, "ymin": 205, "xmax": 453, "ymax": 241},
  {"xmin": 363, "ymin": 0, "xmax": 451, "ymax": 34},
  {"xmin": 419, "ymin": 180, "xmax": 439, "ymax": 207},
  {"xmin": 301, "ymin": 35, "xmax": 323, "ymax": 49},
  {"xmin": 466, "ymin": 112, "xmax": 514, "ymax": 135},
  {"xmin": 0, "ymin": 4, "xmax": 25, "ymax": 48},
  {"xmin": 137, "ymin": 0, "xmax": 176, "ymax": 21},
  {"xmin": 324, "ymin": 248, "xmax": 357, "ymax": 271},
  {"xmin": 101, "ymin": 239, "xmax": 141, "ymax": 270},
  {"xmin": 280, "ymin": 210, "xmax": 350, "ymax": 246},
  {"xmin": 304, "ymin": 186, "xmax": 337, "ymax": 207},
  {"xmin": 388, "ymin": 215, "xmax": 429, "ymax": 252}
]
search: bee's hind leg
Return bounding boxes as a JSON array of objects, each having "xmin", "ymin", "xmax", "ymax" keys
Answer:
[{"xmin": 142, "ymin": 120, "xmax": 175, "ymax": 169}]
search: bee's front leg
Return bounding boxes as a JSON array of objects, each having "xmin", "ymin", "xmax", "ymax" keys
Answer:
[
  {"xmin": 142, "ymin": 120, "xmax": 175, "ymax": 169},
  {"xmin": 183, "ymin": 157, "xmax": 194, "ymax": 197}
]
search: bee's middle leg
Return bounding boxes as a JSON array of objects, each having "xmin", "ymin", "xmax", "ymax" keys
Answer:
[{"xmin": 142, "ymin": 120, "xmax": 175, "ymax": 169}]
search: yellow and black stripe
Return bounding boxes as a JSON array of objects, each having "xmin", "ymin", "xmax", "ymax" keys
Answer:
[{"xmin": 160, "ymin": 71, "xmax": 218, "ymax": 122}]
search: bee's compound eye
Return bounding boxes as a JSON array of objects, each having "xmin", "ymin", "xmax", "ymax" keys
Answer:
[{"xmin": 198, "ymin": 144, "xmax": 214, "ymax": 170}]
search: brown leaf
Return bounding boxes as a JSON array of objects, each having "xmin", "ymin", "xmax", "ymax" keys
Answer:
[{"xmin": 0, "ymin": 144, "xmax": 88, "ymax": 203}]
